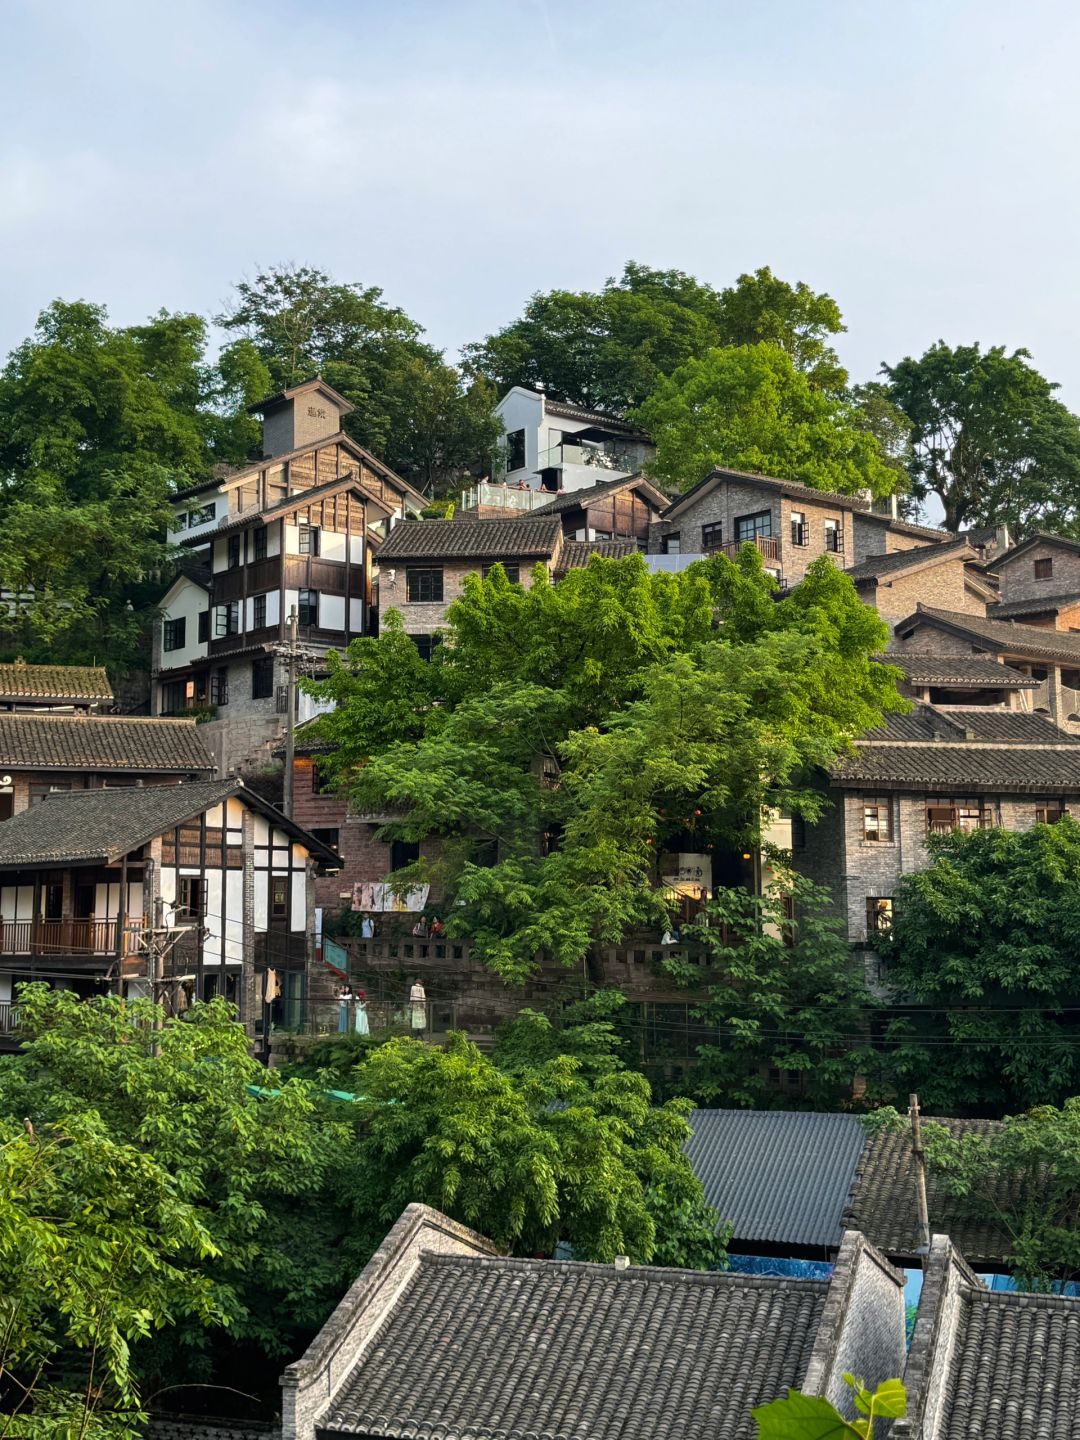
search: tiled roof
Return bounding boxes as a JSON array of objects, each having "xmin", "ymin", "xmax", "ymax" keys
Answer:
[
  {"xmin": 527, "ymin": 473, "xmax": 669, "ymax": 516},
  {"xmin": 859, "ymin": 512, "xmax": 954, "ymax": 541},
  {"xmin": 0, "ymin": 779, "xmax": 340, "ymax": 868},
  {"xmin": 0, "ymin": 663, "xmax": 112, "ymax": 703},
  {"xmin": 663, "ymin": 467, "xmax": 872, "ymax": 522},
  {"xmin": 557, "ymin": 538, "xmax": 641, "ymax": 570},
  {"xmin": 935, "ymin": 1289, "xmax": 1080, "ymax": 1437},
  {"xmin": 247, "ymin": 376, "xmax": 354, "ymax": 416},
  {"xmin": 0, "ymin": 714, "xmax": 214, "ymax": 773},
  {"xmin": 542, "ymin": 396, "xmax": 645, "ymax": 436},
  {"xmin": 320, "ymin": 1252, "xmax": 828, "ymax": 1440},
  {"xmin": 991, "ymin": 589, "xmax": 1080, "ymax": 618},
  {"xmin": 896, "ymin": 605, "xmax": 1080, "ymax": 665},
  {"xmin": 851, "ymin": 1119, "xmax": 1009, "ymax": 1264},
  {"xmin": 686, "ymin": 1109, "xmax": 867, "ymax": 1249},
  {"xmin": 376, "ymin": 516, "xmax": 563, "ymax": 562},
  {"xmin": 994, "ymin": 530, "xmax": 1080, "ymax": 568},
  {"xmin": 845, "ymin": 539, "xmax": 971, "ymax": 584},
  {"xmin": 879, "ymin": 654, "xmax": 1039, "ymax": 688},
  {"xmin": 831, "ymin": 742, "xmax": 1080, "ymax": 791},
  {"xmin": 863, "ymin": 705, "xmax": 1074, "ymax": 744}
]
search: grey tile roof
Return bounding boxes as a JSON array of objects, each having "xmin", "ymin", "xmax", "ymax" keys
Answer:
[
  {"xmin": 845, "ymin": 539, "xmax": 971, "ymax": 584},
  {"xmin": 863, "ymin": 706, "xmax": 1075, "ymax": 744},
  {"xmin": 897, "ymin": 605, "xmax": 1080, "ymax": 665},
  {"xmin": 556, "ymin": 538, "xmax": 641, "ymax": 570},
  {"xmin": 664, "ymin": 467, "xmax": 872, "ymax": 522},
  {"xmin": 0, "ymin": 714, "xmax": 214, "ymax": 773},
  {"xmin": 850, "ymin": 1119, "xmax": 1010, "ymax": 1264},
  {"xmin": 858, "ymin": 512, "xmax": 954, "ymax": 541},
  {"xmin": 376, "ymin": 516, "xmax": 563, "ymax": 562},
  {"xmin": 542, "ymin": 396, "xmax": 645, "ymax": 436},
  {"xmin": 831, "ymin": 742, "xmax": 1080, "ymax": 792},
  {"xmin": 527, "ymin": 473, "xmax": 669, "ymax": 516},
  {"xmin": 994, "ymin": 530, "xmax": 1080, "ymax": 567},
  {"xmin": 936, "ymin": 1290, "xmax": 1080, "ymax": 1437},
  {"xmin": 880, "ymin": 655, "xmax": 1039, "ymax": 688},
  {"xmin": 990, "ymin": 589, "xmax": 1080, "ymax": 617},
  {"xmin": 319, "ymin": 1252, "xmax": 828, "ymax": 1440},
  {"xmin": 0, "ymin": 779, "xmax": 340, "ymax": 868},
  {"xmin": 0, "ymin": 663, "xmax": 113, "ymax": 703},
  {"xmin": 686, "ymin": 1109, "xmax": 867, "ymax": 1248}
]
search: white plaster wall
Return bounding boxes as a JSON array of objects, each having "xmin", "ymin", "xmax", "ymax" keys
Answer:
[
  {"xmin": 321, "ymin": 594, "xmax": 346, "ymax": 630},
  {"xmin": 158, "ymin": 576, "xmax": 210, "ymax": 669},
  {"xmin": 495, "ymin": 387, "xmax": 545, "ymax": 475},
  {"xmin": 322, "ymin": 531, "xmax": 346, "ymax": 562},
  {"xmin": 348, "ymin": 598, "xmax": 365, "ymax": 632}
]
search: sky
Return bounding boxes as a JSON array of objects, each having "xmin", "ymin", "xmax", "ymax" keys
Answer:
[{"xmin": 2, "ymin": 0, "xmax": 1079, "ymax": 404}]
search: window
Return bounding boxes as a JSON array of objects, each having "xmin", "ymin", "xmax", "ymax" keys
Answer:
[
  {"xmin": 701, "ymin": 522, "xmax": 724, "ymax": 552},
  {"xmin": 252, "ymin": 527, "xmax": 268, "ymax": 562},
  {"xmin": 312, "ymin": 761, "xmax": 335, "ymax": 794},
  {"xmin": 270, "ymin": 876, "xmax": 288, "ymax": 919},
  {"xmin": 926, "ymin": 800, "xmax": 990, "ymax": 834},
  {"xmin": 252, "ymin": 594, "xmax": 267, "ymax": 630},
  {"xmin": 406, "ymin": 568, "xmax": 444, "ymax": 603},
  {"xmin": 310, "ymin": 827, "xmax": 340, "ymax": 853},
  {"xmin": 227, "ymin": 533, "xmax": 241, "ymax": 569},
  {"xmin": 214, "ymin": 602, "xmax": 239, "ymax": 637},
  {"xmin": 391, "ymin": 838, "xmax": 420, "ymax": 871},
  {"xmin": 863, "ymin": 801, "xmax": 893, "ymax": 842},
  {"xmin": 1035, "ymin": 557, "xmax": 1054, "ymax": 579},
  {"xmin": 482, "ymin": 562, "xmax": 520, "ymax": 584},
  {"xmin": 790, "ymin": 814, "xmax": 807, "ymax": 849},
  {"xmin": 1036, "ymin": 802, "xmax": 1068, "ymax": 824},
  {"xmin": 298, "ymin": 524, "xmax": 320, "ymax": 556},
  {"xmin": 177, "ymin": 877, "xmax": 206, "ymax": 920},
  {"xmin": 663, "ymin": 534, "xmax": 681, "ymax": 556},
  {"xmin": 160, "ymin": 680, "xmax": 183, "ymax": 713},
  {"xmin": 162, "ymin": 617, "xmax": 186, "ymax": 652},
  {"xmin": 790, "ymin": 511, "xmax": 808, "ymax": 546},
  {"xmin": 252, "ymin": 655, "xmax": 274, "ymax": 699},
  {"xmin": 866, "ymin": 897, "xmax": 894, "ymax": 937},
  {"xmin": 735, "ymin": 510, "xmax": 773, "ymax": 542},
  {"xmin": 410, "ymin": 633, "xmax": 440, "ymax": 661},
  {"xmin": 506, "ymin": 428, "xmax": 526, "ymax": 472},
  {"xmin": 210, "ymin": 669, "xmax": 229, "ymax": 705},
  {"xmin": 824, "ymin": 519, "xmax": 843, "ymax": 553},
  {"xmin": 197, "ymin": 610, "xmax": 210, "ymax": 643},
  {"xmin": 298, "ymin": 588, "xmax": 319, "ymax": 627}
]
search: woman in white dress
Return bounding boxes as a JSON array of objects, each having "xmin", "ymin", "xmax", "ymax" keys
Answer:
[{"xmin": 354, "ymin": 989, "xmax": 370, "ymax": 1036}]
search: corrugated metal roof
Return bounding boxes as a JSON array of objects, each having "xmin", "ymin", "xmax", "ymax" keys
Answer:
[{"xmin": 685, "ymin": 1109, "xmax": 867, "ymax": 1249}]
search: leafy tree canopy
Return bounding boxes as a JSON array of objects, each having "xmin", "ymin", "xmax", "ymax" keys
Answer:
[
  {"xmin": 633, "ymin": 344, "xmax": 900, "ymax": 497},
  {"xmin": 881, "ymin": 341, "xmax": 1080, "ymax": 533},
  {"xmin": 463, "ymin": 262, "xmax": 847, "ymax": 412},
  {"xmin": 880, "ymin": 819, "xmax": 1080, "ymax": 1113},
  {"xmin": 307, "ymin": 552, "xmax": 901, "ymax": 982},
  {"xmin": 216, "ymin": 264, "xmax": 500, "ymax": 494}
]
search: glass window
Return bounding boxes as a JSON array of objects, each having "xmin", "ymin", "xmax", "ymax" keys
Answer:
[
  {"xmin": 1035, "ymin": 557, "xmax": 1053, "ymax": 579},
  {"xmin": 1036, "ymin": 802, "xmax": 1067, "ymax": 824},
  {"xmin": 411, "ymin": 633, "xmax": 440, "ymax": 661},
  {"xmin": 701, "ymin": 522, "xmax": 724, "ymax": 551},
  {"xmin": 227, "ymin": 533, "xmax": 241, "ymax": 569},
  {"xmin": 214, "ymin": 602, "xmax": 239, "ymax": 637},
  {"xmin": 735, "ymin": 511, "xmax": 772, "ymax": 542},
  {"xmin": 310, "ymin": 828, "xmax": 340, "ymax": 853},
  {"xmin": 506, "ymin": 429, "xmax": 526, "ymax": 472},
  {"xmin": 252, "ymin": 655, "xmax": 274, "ymax": 699},
  {"xmin": 252, "ymin": 527, "xmax": 268, "ymax": 562},
  {"xmin": 482, "ymin": 562, "xmax": 520, "ymax": 584},
  {"xmin": 298, "ymin": 524, "xmax": 320, "ymax": 556},
  {"xmin": 197, "ymin": 610, "xmax": 210, "ymax": 643},
  {"xmin": 391, "ymin": 838, "xmax": 420, "ymax": 870},
  {"xmin": 210, "ymin": 669, "xmax": 229, "ymax": 705},
  {"xmin": 177, "ymin": 877, "xmax": 206, "ymax": 920},
  {"xmin": 298, "ymin": 589, "xmax": 319, "ymax": 627},
  {"xmin": 162, "ymin": 617, "xmax": 186, "ymax": 652},
  {"xmin": 407, "ymin": 569, "xmax": 444, "ymax": 603},
  {"xmin": 252, "ymin": 594, "xmax": 267, "ymax": 630},
  {"xmin": 270, "ymin": 876, "xmax": 288, "ymax": 919},
  {"xmin": 790, "ymin": 511, "xmax": 808, "ymax": 546},
  {"xmin": 824, "ymin": 519, "xmax": 843, "ymax": 553},
  {"xmin": 312, "ymin": 762, "xmax": 335, "ymax": 794},
  {"xmin": 866, "ymin": 897, "xmax": 894, "ymax": 936},
  {"xmin": 863, "ymin": 801, "xmax": 893, "ymax": 842},
  {"xmin": 663, "ymin": 533, "xmax": 681, "ymax": 555}
]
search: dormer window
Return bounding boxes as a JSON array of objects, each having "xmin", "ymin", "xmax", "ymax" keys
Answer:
[{"xmin": 1035, "ymin": 557, "xmax": 1053, "ymax": 580}]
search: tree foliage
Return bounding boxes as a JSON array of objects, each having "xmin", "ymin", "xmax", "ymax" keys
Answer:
[
  {"xmin": 463, "ymin": 262, "xmax": 847, "ymax": 412},
  {"xmin": 634, "ymin": 344, "xmax": 899, "ymax": 497},
  {"xmin": 754, "ymin": 1377, "xmax": 906, "ymax": 1439},
  {"xmin": 217, "ymin": 264, "xmax": 500, "ymax": 494},
  {"xmin": 880, "ymin": 819, "xmax": 1080, "ymax": 1113},
  {"xmin": 308, "ymin": 551, "xmax": 901, "ymax": 982},
  {"xmin": 881, "ymin": 341, "xmax": 1080, "ymax": 532}
]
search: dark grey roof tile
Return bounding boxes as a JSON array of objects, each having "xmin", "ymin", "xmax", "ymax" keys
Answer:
[
  {"xmin": 0, "ymin": 714, "xmax": 214, "ymax": 773},
  {"xmin": 0, "ymin": 663, "xmax": 113, "ymax": 703},
  {"xmin": 527, "ymin": 474, "xmax": 668, "ymax": 516},
  {"xmin": 879, "ymin": 655, "xmax": 1039, "ymax": 688},
  {"xmin": 832, "ymin": 743, "xmax": 1080, "ymax": 791},
  {"xmin": 376, "ymin": 517, "xmax": 563, "ymax": 562}
]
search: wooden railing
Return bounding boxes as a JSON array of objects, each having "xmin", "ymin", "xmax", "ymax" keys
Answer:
[
  {"xmin": 710, "ymin": 535, "xmax": 782, "ymax": 564},
  {"xmin": 0, "ymin": 918, "xmax": 120, "ymax": 956}
]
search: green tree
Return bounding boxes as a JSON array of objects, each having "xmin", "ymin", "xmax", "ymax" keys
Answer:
[
  {"xmin": 217, "ymin": 264, "xmax": 499, "ymax": 493},
  {"xmin": 0, "ymin": 301, "xmax": 220, "ymax": 668},
  {"xmin": 347, "ymin": 1031, "xmax": 727, "ymax": 1267},
  {"xmin": 879, "ymin": 819, "xmax": 1080, "ymax": 1113},
  {"xmin": 754, "ymin": 1377, "xmax": 906, "ymax": 1438},
  {"xmin": 674, "ymin": 877, "xmax": 879, "ymax": 1109},
  {"xmin": 633, "ymin": 344, "xmax": 899, "ymax": 497},
  {"xmin": 464, "ymin": 262, "xmax": 847, "ymax": 412},
  {"xmin": 881, "ymin": 341, "xmax": 1080, "ymax": 532}
]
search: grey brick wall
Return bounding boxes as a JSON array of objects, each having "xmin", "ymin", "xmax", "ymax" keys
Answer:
[
  {"xmin": 379, "ymin": 558, "xmax": 550, "ymax": 636},
  {"xmin": 997, "ymin": 543, "xmax": 1080, "ymax": 603}
]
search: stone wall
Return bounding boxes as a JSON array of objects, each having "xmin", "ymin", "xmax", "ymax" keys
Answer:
[
  {"xmin": 379, "ymin": 557, "xmax": 549, "ymax": 636},
  {"xmin": 894, "ymin": 1235, "xmax": 983, "ymax": 1440},
  {"xmin": 997, "ymin": 541, "xmax": 1080, "ymax": 603},
  {"xmin": 861, "ymin": 556, "xmax": 984, "ymax": 625}
]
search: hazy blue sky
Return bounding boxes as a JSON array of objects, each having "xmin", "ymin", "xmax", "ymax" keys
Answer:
[{"xmin": 2, "ymin": 0, "xmax": 1078, "ymax": 403}]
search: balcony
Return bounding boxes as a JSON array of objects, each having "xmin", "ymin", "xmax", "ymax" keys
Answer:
[
  {"xmin": 708, "ymin": 535, "xmax": 783, "ymax": 566},
  {"xmin": 0, "ymin": 918, "xmax": 133, "ymax": 957},
  {"xmin": 536, "ymin": 438, "xmax": 650, "ymax": 475},
  {"xmin": 459, "ymin": 481, "xmax": 554, "ymax": 513}
]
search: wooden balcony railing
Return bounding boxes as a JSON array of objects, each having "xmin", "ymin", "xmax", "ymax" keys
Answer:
[
  {"xmin": 0, "ymin": 918, "xmax": 125, "ymax": 956},
  {"xmin": 709, "ymin": 535, "xmax": 782, "ymax": 565}
]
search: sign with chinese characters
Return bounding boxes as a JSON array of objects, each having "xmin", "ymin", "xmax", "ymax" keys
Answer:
[
  {"xmin": 659, "ymin": 853, "xmax": 712, "ymax": 895},
  {"xmin": 307, "ymin": 406, "xmax": 328, "ymax": 420}
]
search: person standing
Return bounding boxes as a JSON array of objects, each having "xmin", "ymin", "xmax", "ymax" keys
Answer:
[
  {"xmin": 409, "ymin": 978, "xmax": 427, "ymax": 1033},
  {"xmin": 354, "ymin": 989, "xmax": 370, "ymax": 1036}
]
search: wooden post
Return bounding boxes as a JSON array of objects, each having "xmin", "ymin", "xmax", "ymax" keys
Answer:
[{"xmin": 909, "ymin": 1092, "xmax": 932, "ymax": 1256}]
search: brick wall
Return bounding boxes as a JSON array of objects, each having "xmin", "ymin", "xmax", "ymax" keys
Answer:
[
  {"xmin": 379, "ymin": 557, "xmax": 550, "ymax": 636},
  {"xmin": 860, "ymin": 555, "xmax": 984, "ymax": 625},
  {"xmin": 997, "ymin": 543, "xmax": 1080, "ymax": 602}
]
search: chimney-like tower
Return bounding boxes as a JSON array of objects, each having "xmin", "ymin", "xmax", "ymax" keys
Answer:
[{"xmin": 248, "ymin": 378, "xmax": 354, "ymax": 459}]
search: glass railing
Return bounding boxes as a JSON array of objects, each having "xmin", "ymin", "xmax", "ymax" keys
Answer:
[
  {"xmin": 537, "ymin": 441, "xmax": 646, "ymax": 473},
  {"xmin": 459, "ymin": 482, "xmax": 553, "ymax": 512}
]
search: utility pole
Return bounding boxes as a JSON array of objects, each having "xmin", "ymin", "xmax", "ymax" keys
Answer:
[
  {"xmin": 909, "ymin": 1092, "xmax": 932, "ymax": 1257},
  {"xmin": 272, "ymin": 606, "xmax": 318, "ymax": 821}
]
